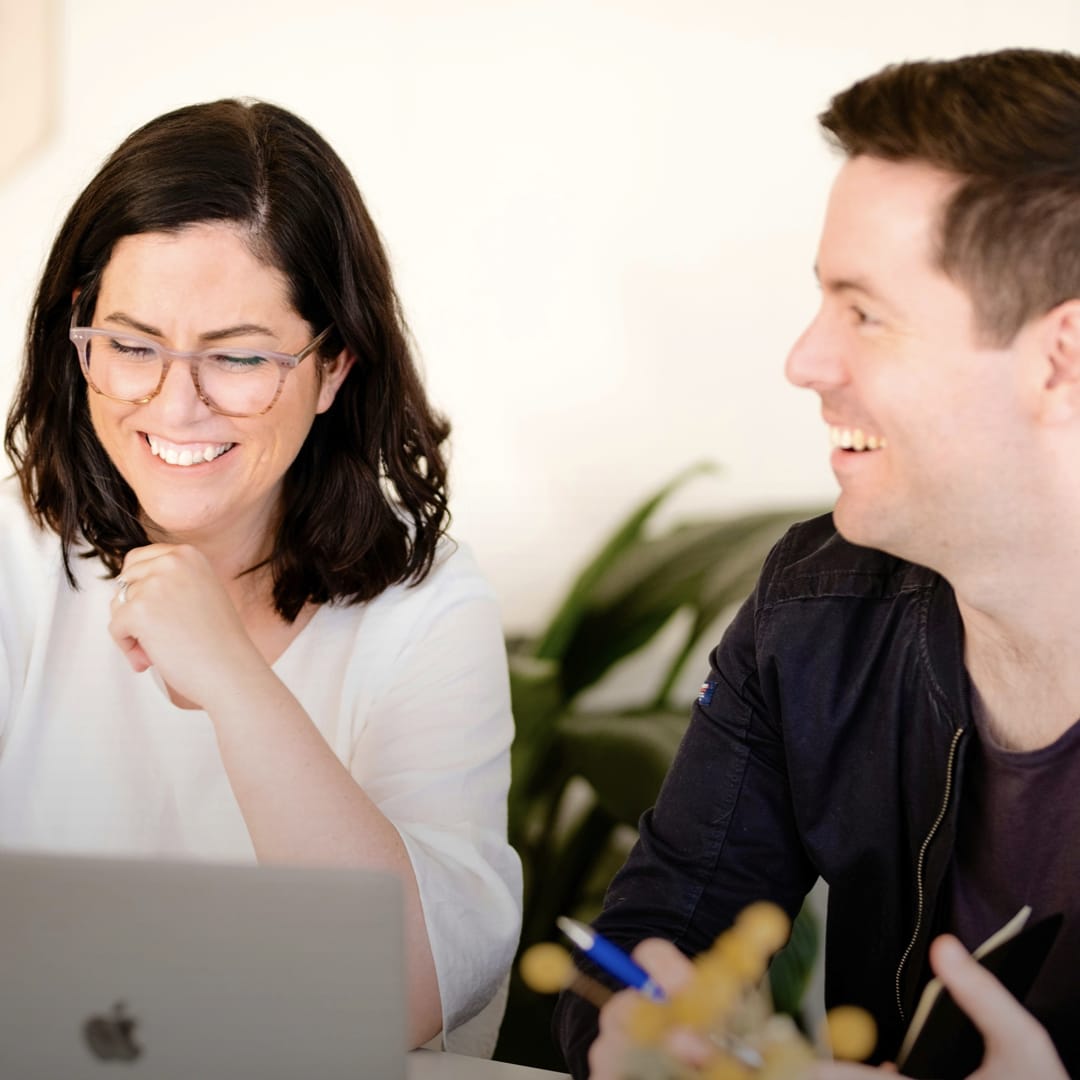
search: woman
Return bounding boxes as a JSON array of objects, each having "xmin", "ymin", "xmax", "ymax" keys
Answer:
[{"xmin": 0, "ymin": 99, "xmax": 521, "ymax": 1055}]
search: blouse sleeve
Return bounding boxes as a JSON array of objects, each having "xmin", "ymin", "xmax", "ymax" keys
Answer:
[
  {"xmin": 0, "ymin": 481, "xmax": 62, "ymax": 745},
  {"xmin": 344, "ymin": 545, "xmax": 523, "ymax": 1046},
  {"xmin": 0, "ymin": 589, "xmax": 11, "ymax": 740}
]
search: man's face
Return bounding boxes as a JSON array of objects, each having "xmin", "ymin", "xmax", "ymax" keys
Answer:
[{"xmin": 785, "ymin": 155, "xmax": 1043, "ymax": 571}]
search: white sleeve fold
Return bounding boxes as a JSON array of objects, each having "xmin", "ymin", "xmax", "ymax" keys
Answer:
[{"xmin": 346, "ymin": 549, "xmax": 522, "ymax": 1050}]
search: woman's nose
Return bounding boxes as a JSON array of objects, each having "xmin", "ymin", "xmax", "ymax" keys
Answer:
[{"xmin": 149, "ymin": 357, "xmax": 212, "ymax": 423}]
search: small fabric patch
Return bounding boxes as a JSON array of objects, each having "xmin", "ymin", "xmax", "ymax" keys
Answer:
[{"xmin": 697, "ymin": 680, "xmax": 716, "ymax": 706}]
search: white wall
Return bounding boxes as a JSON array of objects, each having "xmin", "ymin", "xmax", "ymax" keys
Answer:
[{"xmin": 2, "ymin": 0, "xmax": 1078, "ymax": 634}]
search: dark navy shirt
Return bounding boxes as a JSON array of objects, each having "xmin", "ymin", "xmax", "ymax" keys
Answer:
[
  {"xmin": 554, "ymin": 515, "xmax": 1079, "ymax": 1078},
  {"xmin": 948, "ymin": 694, "xmax": 1080, "ymax": 1074}
]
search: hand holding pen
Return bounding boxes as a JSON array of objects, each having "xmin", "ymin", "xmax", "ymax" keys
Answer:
[
  {"xmin": 557, "ymin": 917, "xmax": 667, "ymax": 1001},
  {"xmin": 519, "ymin": 905, "xmax": 875, "ymax": 1078},
  {"xmin": 557, "ymin": 916, "xmax": 766, "ymax": 1071}
]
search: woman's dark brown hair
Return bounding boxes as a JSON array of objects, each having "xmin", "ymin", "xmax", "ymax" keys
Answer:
[{"xmin": 4, "ymin": 99, "xmax": 450, "ymax": 620}]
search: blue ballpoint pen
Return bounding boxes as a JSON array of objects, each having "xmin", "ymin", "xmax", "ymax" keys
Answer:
[
  {"xmin": 556, "ymin": 916, "xmax": 666, "ymax": 1001},
  {"xmin": 556, "ymin": 915, "xmax": 765, "ymax": 1070}
]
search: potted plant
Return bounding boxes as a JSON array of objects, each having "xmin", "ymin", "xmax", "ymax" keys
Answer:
[{"xmin": 496, "ymin": 464, "xmax": 824, "ymax": 1069}]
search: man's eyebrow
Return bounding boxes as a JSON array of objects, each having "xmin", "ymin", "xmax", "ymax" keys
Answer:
[
  {"xmin": 811, "ymin": 265, "xmax": 882, "ymax": 299},
  {"xmin": 101, "ymin": 312, "xmax": 275, "ymax": 341}
]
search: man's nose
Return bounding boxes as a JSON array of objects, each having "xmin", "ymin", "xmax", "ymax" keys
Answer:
[{"xmin": 784, "ymin": 310, "xmax": 848, "ymax": 392}]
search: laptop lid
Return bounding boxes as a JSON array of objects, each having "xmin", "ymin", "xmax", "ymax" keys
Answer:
[{"xmin": 0, "ymin": 850, "xmax": 406, "ymax": 1080}]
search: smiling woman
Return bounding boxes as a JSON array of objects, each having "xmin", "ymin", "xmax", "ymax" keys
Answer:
[
  {"xmin": 73, "ymin": 224, "xmax": 354, "ymax": 563},
  {"xmin": 0, "ymin": 100, "xmax": 521, "ymax": 1057}
]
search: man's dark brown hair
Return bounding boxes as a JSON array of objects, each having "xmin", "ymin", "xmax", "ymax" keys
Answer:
[{"xmin": 820, "ymin": 48, "xmax": 1080, "ymax": 345}]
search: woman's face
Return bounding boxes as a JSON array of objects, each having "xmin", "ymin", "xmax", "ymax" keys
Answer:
[{"xmin": 86, "ymin": 222, "xmax": 353, "ymax": 555}]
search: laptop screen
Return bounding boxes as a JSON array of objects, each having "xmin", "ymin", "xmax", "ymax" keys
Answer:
[{"xmin": 0, "ymin": 850, "xmax": 406, "ymax": 1080}]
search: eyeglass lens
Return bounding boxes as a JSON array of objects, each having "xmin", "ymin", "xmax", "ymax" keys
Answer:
[{"xmin": 83, "ymin": 332, "xmax": 283, "ymax": 416}]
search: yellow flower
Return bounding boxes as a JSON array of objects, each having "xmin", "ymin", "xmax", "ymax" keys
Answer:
[
  {"xmin": 734, "ymin": 901, "xmax": 791, "ymax": 958},
  {"xmin": 518, "ymin": 943, "xmax": 572, "ymax": 994},
  {"xmin": 822, "ymin": 1005, "xmax": 877, "ymax": 1062}
]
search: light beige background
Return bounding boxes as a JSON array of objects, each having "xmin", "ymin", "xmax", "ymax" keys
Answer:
[
  {"xmin": 2, "ymin": 0, "xmax": 1077, "ymax": 635},
  {"xmin": 0, "ymin": 2, "xmax": 54, "ymax": 182}
]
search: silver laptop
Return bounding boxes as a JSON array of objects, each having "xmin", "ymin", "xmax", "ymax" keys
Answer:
[{"xmin": 0, "ymin": 850, "xmax": 406, "ymax": 1079}]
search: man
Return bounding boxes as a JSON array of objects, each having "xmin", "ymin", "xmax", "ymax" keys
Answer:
[{"xmin": 554, "ymin": 48, "xmax": 1079, "ymax": 1078}]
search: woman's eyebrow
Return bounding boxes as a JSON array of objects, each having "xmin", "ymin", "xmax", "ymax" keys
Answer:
[
  {"xmin": 198, "ymin": 323, "xmax": 275, "ymax": 342},
  {"xmin": 101, "ymin": 311, "xmax": 275, "ymax": 341}
]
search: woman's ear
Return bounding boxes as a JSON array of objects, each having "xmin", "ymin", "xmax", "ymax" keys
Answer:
[{"xmin": 315, "ymin": 349, "xmax": 357, "ymax": 414}]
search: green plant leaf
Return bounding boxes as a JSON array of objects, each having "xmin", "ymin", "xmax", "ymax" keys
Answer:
[
  {"xmin": 559, "ymin": 510, "xmax": 819, "ymax": 700},
  {"xmin": 650, "ymin": 507, "xmax": 825, "ymax": 707},
  {"xmin": 507, "ymin": 652, "xmax": 564, "ymax": 846},
  {"xmin": 533, "ymin": 461, "xmax": 718, "ymax": 663},
  {"xmin": 521, "ymin": 801, "xmax": 617, "ymax": 950},
  {"xmin": 556, "ymin": 710, "xmax": 690, "ymax": 825},
  {"xmin": 768, "ymin": 898, "xmax": 821, "ymax": 1021}
]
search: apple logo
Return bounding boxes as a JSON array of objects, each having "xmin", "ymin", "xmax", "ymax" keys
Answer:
[{"xmin": 83, "ymin": 1001, "xmax": 142, "ymax": 1063}]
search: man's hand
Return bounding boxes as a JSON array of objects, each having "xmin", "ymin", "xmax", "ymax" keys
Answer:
[
  {"xmin": 587, "ymin": 938, "xmax": 713, "ymax": 1080},
  {"xmin": 808, "ymin": 934, "xmax": 1066, "ymax": 1079}
]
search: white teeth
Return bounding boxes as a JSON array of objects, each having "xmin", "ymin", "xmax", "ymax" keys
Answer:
[
  {"xmin": 829, "ymin": 426, "xmax": 887, "ymax": 452},
  {"xmin": 146, "ymin": 435, "xmax": 233, "ymax": 467}
]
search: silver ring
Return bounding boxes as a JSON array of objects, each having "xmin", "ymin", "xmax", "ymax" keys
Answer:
[{"xmin": 116, "ymin": 578, "xmax": 130, "ymax": 604}]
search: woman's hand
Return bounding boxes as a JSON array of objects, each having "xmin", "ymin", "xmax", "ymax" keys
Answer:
[
  {"xmin": 587, "ymin": 938, "xmax": 714, "ymax": 1080},
  {"xmin": 808, "ymin": 934, "xmax": 1066, "ymax": 1079},
  {"xmin": 108, "ymin": 543, "xmax": 264, "ymax": 708}
]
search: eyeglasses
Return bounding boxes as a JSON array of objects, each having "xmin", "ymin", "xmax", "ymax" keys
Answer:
[{"xmin": 69, "ymin": 324, "xmax": 334, "ymax": 418}]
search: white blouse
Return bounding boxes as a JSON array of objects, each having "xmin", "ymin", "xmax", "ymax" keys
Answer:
[{"xmin": 0, "ymin": 479, "xmax": 522, "ymax": 1055}]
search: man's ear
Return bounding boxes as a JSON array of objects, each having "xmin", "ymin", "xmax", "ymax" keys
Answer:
[
  {"xmin": 315, "ymin": 349, "xmax": 357, "ymax": 414},
  {"xmin": 1037, "ymin": 300, "xmax": 1080, "ymax": 424}
]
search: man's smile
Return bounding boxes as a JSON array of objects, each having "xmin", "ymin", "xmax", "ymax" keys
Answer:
[{"xmin": 829, "ymin": 425, "xmax": 888, "ymax": 452}]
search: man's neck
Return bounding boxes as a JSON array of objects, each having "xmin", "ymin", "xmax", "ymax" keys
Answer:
[{"xmin": 957, "ymin": 587, "xmax": 1080, "ymax": 752}]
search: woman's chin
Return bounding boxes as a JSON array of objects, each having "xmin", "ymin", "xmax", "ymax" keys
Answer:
[{"xmin": 134, "ymin": 499, "xmax": 221, "ymax": 545}]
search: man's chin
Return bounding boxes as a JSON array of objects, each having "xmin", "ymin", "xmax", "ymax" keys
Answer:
[
  {"xmin": 832, "ymin": 499, "xmax": 888, "ymax": 553},
  {"xmin": 832, "ymin": 501, "xmax": 927, "ymax": 568}
]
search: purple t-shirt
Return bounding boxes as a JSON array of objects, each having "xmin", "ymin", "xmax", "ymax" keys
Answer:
[{"xmin": 947, "ymin": 693, "xmax": 1080, "ymax": 1072}]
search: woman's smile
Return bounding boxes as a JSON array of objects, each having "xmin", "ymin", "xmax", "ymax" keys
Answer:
[
  {"xmin": 86, "ymin": 223, "xmax": 349, "ymax": 550},
  {"xmin": 142, "ymin": 433, "xmax": 236, "ymax": 468}
]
